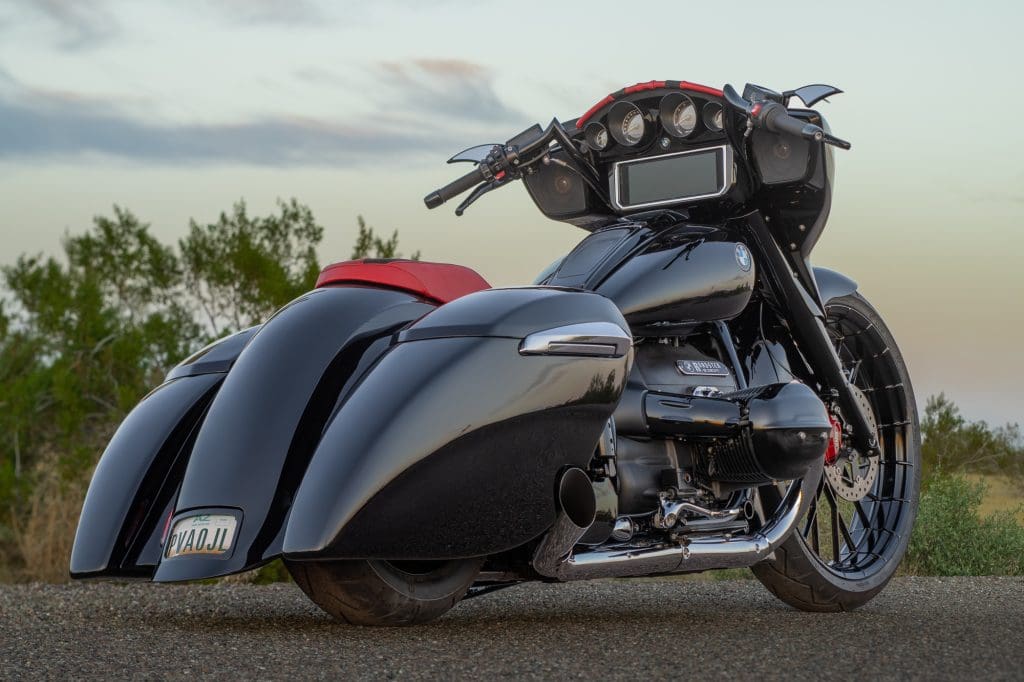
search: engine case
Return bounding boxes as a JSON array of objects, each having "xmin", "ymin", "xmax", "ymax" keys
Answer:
[{"xmin": 651, "ymin": 382, "xmax": 831, "ymax": 484}]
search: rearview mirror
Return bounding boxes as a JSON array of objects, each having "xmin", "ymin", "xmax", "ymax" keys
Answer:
[{"xmin": 784, "ymin": 84, "xmax": 843, "ymax": 107}]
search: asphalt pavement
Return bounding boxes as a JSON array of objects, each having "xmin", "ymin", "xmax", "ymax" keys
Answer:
[{"xmin": 1, "ymin": 576, "xmax": 1021, "ymax": 680}]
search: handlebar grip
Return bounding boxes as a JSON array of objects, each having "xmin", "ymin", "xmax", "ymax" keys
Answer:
[
  {"xmin": 758, "ymin": 102, "xmax": 824, "ymax": 142},
  {"xmin": 424, "ymin": 166, "xmax": 486, "ymax": 209}
]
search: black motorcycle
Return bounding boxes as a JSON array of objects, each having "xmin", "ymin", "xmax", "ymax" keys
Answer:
[{"xmin": 71, "ymin": 81, "xmax": 920, "ymax": 625}]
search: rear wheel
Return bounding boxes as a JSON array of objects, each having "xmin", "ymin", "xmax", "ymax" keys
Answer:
[
  {"xmin": 752, "ymin": 292, "xmax": 921, "ymax": 611},
  {"xmin": 286, "ymin": 557, "xmax": 482, "ymax": 626}
]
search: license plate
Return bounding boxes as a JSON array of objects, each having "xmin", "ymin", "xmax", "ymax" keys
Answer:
[{"xmin": 164, "ymin": 514, "xmax": 237, "ymax": 559}]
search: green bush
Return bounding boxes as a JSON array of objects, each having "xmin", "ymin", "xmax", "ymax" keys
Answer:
[{"xmin": 905, "ymin": 474, "xmax": 1024, "ymax": 576}]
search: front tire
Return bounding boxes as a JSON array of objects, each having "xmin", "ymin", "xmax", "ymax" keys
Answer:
[
  {"xmin": 286, "ymin": 558, "xmax": 482, "ymax": 626},
  {"xmin": 752, "ymin": 292, "xmax": 921, "ymax": 611}
]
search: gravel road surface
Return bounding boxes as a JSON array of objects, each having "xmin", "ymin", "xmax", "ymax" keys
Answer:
[{"xmin": 1, "ymin": 577, "xmax": 1021, "ymax": 680}]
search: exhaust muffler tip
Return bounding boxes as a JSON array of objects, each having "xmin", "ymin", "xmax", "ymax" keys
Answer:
[
  {"xmin": 532, "ymin": 467, "xmax": 596, "ymax": 578},
  {"xmin": 557, "ymin": 467, "xmax": 597, "ymax": 530}
]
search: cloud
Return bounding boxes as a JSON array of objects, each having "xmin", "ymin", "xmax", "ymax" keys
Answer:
[
  {"xmin": 0, "ymin": 57, "xmax": 527, "ymax": 167},
  {"xmin": 376, "ymin": 58, "xmax": 526, "ymax": 125},
  {"xmin": 11, "ymin": 0, "xmax": 118, "ymax": 50},
  {"xmin": 201, "ymin": 0, "xmax": 326, "ymax": 26},
  {"xmin": 0, "ymin": 70, "xmax": 457, "ymax": 166}
]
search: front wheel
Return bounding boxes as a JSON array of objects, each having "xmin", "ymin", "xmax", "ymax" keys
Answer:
[
  {"xmin": 752, "ymin": 292, "xmax": 921, "ymax": 611},
  {"xmin": 286, "ymin": 557, "xmax": 482, "ymax": 626}
]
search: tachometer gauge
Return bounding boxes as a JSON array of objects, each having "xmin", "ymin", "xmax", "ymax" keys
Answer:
[
  {"xmin": 607, "ymin": 101, "xmax": 646, "ymax": 146},
  {"xmin": 584, "ymin": 121, "xmax": 610, "ymax": 151},
  {"xmin": 659, "ymin": 93, "xmax": 697, "ymax": 138},
  {"xmin": 702, "ymin": 102, "xmax": 724, "ymax": 132}
]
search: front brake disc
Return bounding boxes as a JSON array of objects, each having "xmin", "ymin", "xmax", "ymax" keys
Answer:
[{"xmin": 824, "ymin": 386, "xmax": 879, "ymax": 502}]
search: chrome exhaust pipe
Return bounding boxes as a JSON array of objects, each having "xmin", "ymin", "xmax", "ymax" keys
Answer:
[
  {"xmin": 532, "ymin": 468, "xmax": 597, "ymax": 577},
  {"xmin": 533, "ymin": 480, "xmax": 804, "ymax": 581}
]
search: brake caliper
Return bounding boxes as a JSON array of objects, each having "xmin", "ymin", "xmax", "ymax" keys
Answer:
[{"xmin": 824, "ymin": 414, "xmax": 843, "ymax": 465}]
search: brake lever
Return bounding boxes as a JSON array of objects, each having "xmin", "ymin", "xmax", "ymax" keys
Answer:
[{"xmin": 822, "ymin": 133, "xmax": 852, "ymax": 150}]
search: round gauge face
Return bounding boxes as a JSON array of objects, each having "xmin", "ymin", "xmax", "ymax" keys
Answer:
[
  {"xmin": 585, "ymin": 122, "xmax": 609, "ymax": 150},
  {"xmin": 671, "ymin": 99, "xmax": 698, "ymax": 136},
  {"xmin": 621, "ymin": 108, "xmax": 645, "ymax": 145},
  {"xmin": 703, "ymin": 102, "xmax": 724, "ymax": 132}
]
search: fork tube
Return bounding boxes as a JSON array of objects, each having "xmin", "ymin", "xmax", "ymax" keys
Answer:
[{"xmin": 745, "ymin": 212, "xmax": 879, "ymax": 456}]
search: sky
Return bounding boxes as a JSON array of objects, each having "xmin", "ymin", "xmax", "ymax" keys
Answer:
[{"xmin": 1, "ymin": 0, "xmax": 1022, "ymax": 425}]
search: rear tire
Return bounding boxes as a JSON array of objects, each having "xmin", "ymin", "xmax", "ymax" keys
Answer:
[
  {"xmin": 286, "ymin": 558, "xmax": 482, "ymax": 626},
  {"xmin": 752, "ymin": 292, "xmax": 921, "ymax": 611}
]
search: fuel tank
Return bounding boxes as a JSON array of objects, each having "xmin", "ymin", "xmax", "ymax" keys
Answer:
[
  {"xmin": 595, "ymin": 225, "xmax": 754, "ymax": 325},
  {"xmin": 543, "ymin": 222, "xmax": 755, "ymax": 326}
]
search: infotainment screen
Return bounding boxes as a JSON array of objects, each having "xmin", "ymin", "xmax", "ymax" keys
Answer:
[{"xmin": 613, "ymin": 146, "xmax": 731, "ymax": 210}]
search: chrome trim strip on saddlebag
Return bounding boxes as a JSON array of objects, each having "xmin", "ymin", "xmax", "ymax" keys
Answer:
[{"xmin": 519, "ymin": 322, "xmax": 632, "ymax": 358}]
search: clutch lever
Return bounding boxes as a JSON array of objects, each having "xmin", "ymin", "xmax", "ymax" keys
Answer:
[
  {"xmin": 455, "ymin": 179, "xmax": 507, "ymax": 216},
  {"xmin": 722, "ymin": 83, "xmax": 754, "ymax": 114}
]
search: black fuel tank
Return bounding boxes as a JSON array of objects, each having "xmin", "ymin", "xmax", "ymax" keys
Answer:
[{"xmin": 596, "ymin": 225, "xmax": 754, "ymax": 326}]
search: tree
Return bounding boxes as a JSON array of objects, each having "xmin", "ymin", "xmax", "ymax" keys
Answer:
[
  {"xmin": 922, "ymin": 393, "xmax": 1023, "ymax": 484},
  {"xmin": 0, "ymin": 201, "xmax": 418, "ymax": 579},
  {"xmin": 351, "ymin": 215, "xmax": 421, "ymax": 260},
  {"xmin": 0, "ymin": 207, "xmax": 200, "ymax": 485},
  {"xmin": 180, "ymin": 199, "xmax": 324, "ymax": 338}
]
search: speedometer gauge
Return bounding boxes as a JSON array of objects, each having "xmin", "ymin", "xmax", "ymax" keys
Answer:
[
  {"xmin": 607, "ymin": 101, "xmax": 646, "ymax": 147},
  {"xmin": 659, "ymin": 93, "xmax": 697, "ymax": 138},
  {"xmin": 702, "ymin": 102, "xmax": 724, "ymax": 132},
  {"xmin": 621, "ymin": 109, "xmax": 645, "ymax": 144}
]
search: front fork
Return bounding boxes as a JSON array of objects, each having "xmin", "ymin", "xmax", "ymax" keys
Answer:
[{"xmin": 746, "ymin": 213, "xmax": 879, "ymax": 457}]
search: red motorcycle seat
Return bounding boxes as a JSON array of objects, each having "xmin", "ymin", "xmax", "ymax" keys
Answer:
[{"xmin": 315, "ymin": 259, "xmax": 490, "ymax": 304}]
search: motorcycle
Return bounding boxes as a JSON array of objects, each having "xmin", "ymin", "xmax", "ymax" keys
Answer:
[{"xmin": 71, "ymin": 81, "xmax": 921, "ymax": 625}]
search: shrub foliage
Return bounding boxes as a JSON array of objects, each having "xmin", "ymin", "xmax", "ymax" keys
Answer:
[{"xmin": 906, "ymin": 474, "xmax": 1023, "ymax": 576}]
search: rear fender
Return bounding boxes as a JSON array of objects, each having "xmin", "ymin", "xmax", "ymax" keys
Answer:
[
  {"xmin": 70, "ymin": 374, "xmax": 222, "ymax": 578},
  {"xmin": 153, "ymin": 287, "xmax": 434, "ymax": 582},
  {"xmin": 70, "ymin": 326, "xmax": 264, "ymax": 579},
  {"xmin": 283, "ymin": 287, "xmax": 632, "ymax": 560}
]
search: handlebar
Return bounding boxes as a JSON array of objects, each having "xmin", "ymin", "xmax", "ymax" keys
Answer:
[
  {"xmin": 756, "ymin": 101, "xmax": 823, "ymax": 141},
  {"xmin": 424, "ymin": 165, "xmax": 487, "ymax": 209},
  {"xmin": 723, "ymin": 83, "xmax": 850, "ymax": 149}
]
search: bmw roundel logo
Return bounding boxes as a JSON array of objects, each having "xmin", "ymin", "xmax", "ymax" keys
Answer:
[{"xmin": 735, "ymin": 243, "xmax": 752, "ymax": 272}]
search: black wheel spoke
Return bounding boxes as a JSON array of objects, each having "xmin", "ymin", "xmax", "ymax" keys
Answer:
[
  {"xmin": 802, "ymin": 492, "xmax": 819, "ymax": 538},
  {"xmin": 836, "ymin": 508, "xmax": 858, "ymax": 552},
  {"xmin": 810, "ymin": 511, "xmax": 821, "ymax": 554},
  {"xmin": 852, "ymin": 499, "xmax": 873, "ymax": 529},
  {"xmin": 846, "ymin": 359, "xmax": 863, "ymax": 384}
]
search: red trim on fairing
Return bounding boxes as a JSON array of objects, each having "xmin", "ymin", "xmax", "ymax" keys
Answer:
[
  {"xmin": 576, "ymin": 80, "xmax": 725, "ymax": 128},
  {"xmin": 624, "ymin": 80, "xmax": 666, "ymax": 94},
  {"xmin": 577, "ymin": 94, "xmax": 615, "ymax": 129},
  {"xmin": 676, "ymin": 81, "xmax": 724, "ymax": 98},
  {"xmin": 315, "ymin": 259, "xmax": 491, "ymax": 304}
]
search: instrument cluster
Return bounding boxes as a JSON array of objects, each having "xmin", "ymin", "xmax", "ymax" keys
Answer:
[{"xmin": 579, "ymin": 89, "xmax": 727, "ymax": 160}]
